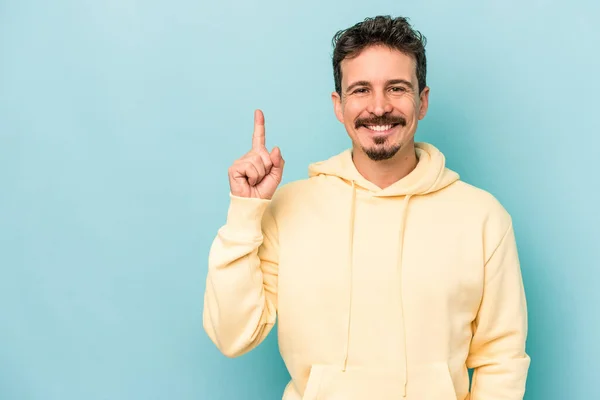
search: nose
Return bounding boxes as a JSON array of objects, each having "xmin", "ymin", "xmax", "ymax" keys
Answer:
[{"xmin": 367, "ymin": 90, "xmax": 393, "ymax": 116}]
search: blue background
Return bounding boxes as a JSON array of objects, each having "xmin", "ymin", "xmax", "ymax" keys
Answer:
[{"xmin": 1, "ymin": 0, "xmax": 598, "ymax": 399}]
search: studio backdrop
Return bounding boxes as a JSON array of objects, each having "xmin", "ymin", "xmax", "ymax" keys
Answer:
[{"xmin": 1, "ymin": 0, "xmax": 598, "ymax": 399}]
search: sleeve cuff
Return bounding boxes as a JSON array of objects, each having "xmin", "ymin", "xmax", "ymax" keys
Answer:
[{"xmin": 224, "ymin": 193, "xmax": 272, "ymax": 235}]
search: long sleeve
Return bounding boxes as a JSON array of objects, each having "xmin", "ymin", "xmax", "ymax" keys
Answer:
[
  {"xmin": 466, "ymin": 220, "xmax": 531, "ymax": 399},
  {"xmin": 202, "ymin": 193, "xmax": 279, "ymax": 358}
]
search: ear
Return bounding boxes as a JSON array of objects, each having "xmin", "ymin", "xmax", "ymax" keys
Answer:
[
  {"xmin": 331, "ymin": 91, "xmax": 344, "ymax": 124},
  {"xmin": 418, "ymin": 86, "xmax": 430, "ymax": 120}
]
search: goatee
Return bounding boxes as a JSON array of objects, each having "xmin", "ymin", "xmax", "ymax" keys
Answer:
[{"xmin": 364, "ymin": 143, "xmax": 402, "ymax": 161}]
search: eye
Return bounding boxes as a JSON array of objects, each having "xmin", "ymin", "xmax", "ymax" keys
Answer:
[
  {"xmin": 390, "ymin": 86, "xmax": 407, "ymax": 93},
  {"xmin": 352, "ymin": 87, "xmax": 368, "ymax": 94}
]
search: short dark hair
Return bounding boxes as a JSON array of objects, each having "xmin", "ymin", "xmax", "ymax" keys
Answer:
[{"xmin": 331, "ymin": 15, "xmax": 427, "ymax": 95}]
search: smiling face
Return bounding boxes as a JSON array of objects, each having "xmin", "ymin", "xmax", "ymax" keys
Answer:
[{"xmin": 332, "ymin": 45, "xmax": 430, "ymax": 161}]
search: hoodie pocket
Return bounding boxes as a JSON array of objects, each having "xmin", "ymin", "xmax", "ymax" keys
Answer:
[
  {"xmin": 408, "ymin": 362, "xmax": 457, "ymax": 399},
  {"xmin": 302, "ymin": 364, "xmax": 402, "ymax": 400},
  {"xmin": 302, "ymin": 362, "xmax": 457, "ymax": 400}
]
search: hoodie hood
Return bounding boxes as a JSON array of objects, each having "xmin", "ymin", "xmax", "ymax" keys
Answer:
[{"xmin": 308, "ymin": 142, "xmax": 459, "ymax": 196}]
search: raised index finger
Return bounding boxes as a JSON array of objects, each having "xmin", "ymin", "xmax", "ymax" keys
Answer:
[{"xmin": 252, "ymin": 109, "xmax": 266, "ymax": 150}]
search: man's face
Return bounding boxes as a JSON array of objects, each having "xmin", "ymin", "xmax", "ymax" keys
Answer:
[{"xmin": 332, "ymin": 45, "xmax": 429, "ymax": 161}]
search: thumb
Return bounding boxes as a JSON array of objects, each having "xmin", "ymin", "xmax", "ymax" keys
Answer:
[{"xmin": 269, "ymin": 146, "xmax": 284, "ymax": 172}]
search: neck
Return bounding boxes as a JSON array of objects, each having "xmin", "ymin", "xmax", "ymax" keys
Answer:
[{"xmin": 352, "ymin": 140, "xmax": 418, "ymax": 189}]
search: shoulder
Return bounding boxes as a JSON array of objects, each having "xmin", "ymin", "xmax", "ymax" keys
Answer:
[
  {"xmin": 440, "ymin": 180, "xmax": 514, "ymax": 250},
  {"xmin": 270, "ymin": 178, "xmax": 311, "ymax": 202},
  {"xmin": 449, "ymin": 181, "xmax": 514, "ymax": 258},
  {"xmin": 443, "ymin": 180, "xmax": 511, "ymax": 221},
  {"xmin": 266, "ymin": 178, "xmax": 314, "ymax": 216}
]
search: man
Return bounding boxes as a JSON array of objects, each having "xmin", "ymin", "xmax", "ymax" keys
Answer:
[{"xmin": 203, "ymin": 15, "xmax": 530, "ymax": 400}]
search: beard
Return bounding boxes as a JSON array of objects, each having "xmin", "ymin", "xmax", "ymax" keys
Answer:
[
  {"xmin": 364, "ymin": 141, "xmax": 402, "ymax": 161},
  {"xmin": 354, "ymin": 114, "xmax": 407, "ymax": 161}
]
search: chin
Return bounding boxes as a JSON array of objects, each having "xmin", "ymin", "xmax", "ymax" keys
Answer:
[{"xmin": 362, "ymin": 142, "xmax": 402, "ymax": 161}]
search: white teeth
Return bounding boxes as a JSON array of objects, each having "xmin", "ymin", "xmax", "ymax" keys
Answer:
[{"xmin": 366, "ymin": 125, "xmax": 393, "ymax": 132}]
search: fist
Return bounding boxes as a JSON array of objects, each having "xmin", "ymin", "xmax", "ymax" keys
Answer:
[{"xmin": 228, "ymin": 109, "xmax": 285, "ymax": 200}]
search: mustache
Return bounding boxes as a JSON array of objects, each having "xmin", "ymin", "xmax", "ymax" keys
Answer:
[{"xmin": 355, "ymin": 115, "xmax": 407, "ymax": 129}]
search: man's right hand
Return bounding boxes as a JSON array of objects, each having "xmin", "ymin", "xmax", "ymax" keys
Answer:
[{"xmin": 228, "ymin": 109, "xmax": 285, "ymax": 200}]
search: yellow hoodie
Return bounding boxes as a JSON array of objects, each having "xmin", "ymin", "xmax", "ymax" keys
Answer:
[{"xmin": 203, "ymin": 142, "xmax": 530, "ymax": 400}]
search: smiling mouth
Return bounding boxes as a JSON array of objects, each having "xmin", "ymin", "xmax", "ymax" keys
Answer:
[{"xmin": 362, "ymin": 124, "xmax": 400, "ymax": 133}]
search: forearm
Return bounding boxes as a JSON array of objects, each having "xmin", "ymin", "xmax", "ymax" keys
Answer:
[
  {"xmin": 202, "ymin": 195, "xmax": 278, "ymax": 357},
  {"xmin": 467, "ymin": 220, "xmax": 531, "ymax": 399}
]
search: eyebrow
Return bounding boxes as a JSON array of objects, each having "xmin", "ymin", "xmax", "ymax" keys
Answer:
[{"xmin": 345, "ymin": 79, "xmax": 414, "ymax": 93}]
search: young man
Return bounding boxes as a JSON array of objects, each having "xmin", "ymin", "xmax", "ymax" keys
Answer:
[{"xmin": 203, "ymin": 15, "xmax": 530, "ymax": 400}]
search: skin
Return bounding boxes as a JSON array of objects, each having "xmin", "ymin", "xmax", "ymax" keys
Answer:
[
  {"xmin": 331, "ymin": 44, "xmax": 430, "ymax": 189},
  {"xmin": 228, "ymin": 109, "xmax": 284, "ymax": 200}
]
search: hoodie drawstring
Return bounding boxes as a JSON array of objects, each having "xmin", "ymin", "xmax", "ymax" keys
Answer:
[
  {"xmin": 342, "ymin": 180, "xmax": 357, "ymax": 372},
  {"xmin": 397, "ymin": 194, "xmax": 412, "ymax": 397}
]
